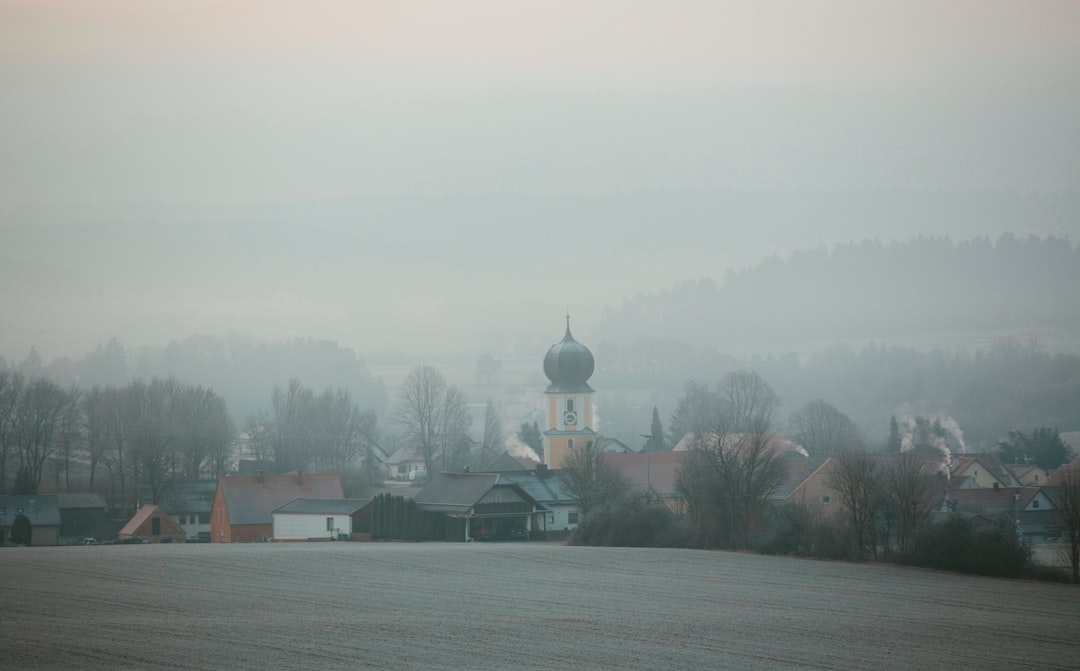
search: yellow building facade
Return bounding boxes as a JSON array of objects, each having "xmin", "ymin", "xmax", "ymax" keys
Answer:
[{"xmin": 542, "ymin": 318, "xmax": 596, "ymax": 469}]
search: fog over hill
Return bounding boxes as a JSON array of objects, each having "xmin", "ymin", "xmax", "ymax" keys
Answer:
[
  {"xmin": 2, "ymin": 192, "xmax": 1078, "ymax": 364},
  {"xmin": 598, "ymin": 233, "xmax": 1080, "ymax": 355}
]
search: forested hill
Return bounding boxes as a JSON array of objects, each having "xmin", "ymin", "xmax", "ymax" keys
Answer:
[{"xmin": 597, "ymin": 235, "xmax": 1080, "ymax": 351}]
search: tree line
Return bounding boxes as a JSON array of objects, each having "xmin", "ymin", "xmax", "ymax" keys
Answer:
[
  {"xmin": 598, "ymin": 234, "xmax": 1080, "ymax": 350},
  {"xmin": 564, "ymin": 370, "xmax": 1080, "ymax": 581},
  {"xmin": 0, "ymin": 371, "xmax": 233, "ymax": 506},
  {"xmin": 597, "ymin": 334, "xmax": 1080, "ymax": 452}
]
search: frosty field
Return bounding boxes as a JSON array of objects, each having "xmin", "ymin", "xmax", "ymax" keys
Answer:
[{"xmin": 2, "ymin": 542, "xmax": 1077, "ymax": 670}]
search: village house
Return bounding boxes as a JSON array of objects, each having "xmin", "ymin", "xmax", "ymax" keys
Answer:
[
  {"xmin": 413, "ymin": 471, "xmax": 547, "ymax": 541},
  {"xmin": 768, "ymin": 457, "xmax": 840, "ymax": 512},
  {"xmin": 118, "ymin": 504, "xmax": 186, "ymax": 544},
  {"xmin": 946, "ymin": 485, "xmax": 1063, "ymax": 543},
  {"xmin": 211, "ymin": 471, "xmax": 344, "ymax": 543},
  {"xmin": 0, "ymin": 494, "xmax": 61, "ymax": 546},
  {"xmin": 159, "ymin": 480, "xmax": 217, "ymax": 542},
  {"xmin": 384, "ymin": 444, "xmax": 434, "ymax": 481},
  {"xmin": 951, "ymin": 454, "xmax": 1020, "ymax": 489},
  {"xmin": 603, "ymin": 450, "xmax": 687, "ymax": 512},
  {"xmin": 56, "ymin": 492, "xmax": 108, "ymax": 544},
  {"xmin": 271, "ymin": 498, "xmax": 372, "ymax": 542},
  {"xmin": 478, "ymin": 454, "xmax": 582, "ymax": 539}
]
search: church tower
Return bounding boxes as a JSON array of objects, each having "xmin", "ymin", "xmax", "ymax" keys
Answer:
[{"xmin": 542, "ymin": 316, "xmax": 596, "ymax": 468}]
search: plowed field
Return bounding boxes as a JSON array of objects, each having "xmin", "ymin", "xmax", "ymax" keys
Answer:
[{"xmin": 2, "ymin": 542, "xmax": 1077, "ymax": 670}]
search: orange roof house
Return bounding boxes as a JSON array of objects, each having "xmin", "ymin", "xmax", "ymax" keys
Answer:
[
  {"xmin": 211, "ymin": 471, "xmax": 343, "ymax": 543},
  {"xmin": 118, "ymin": 504, "xmax": 186, "ymax": 544}
]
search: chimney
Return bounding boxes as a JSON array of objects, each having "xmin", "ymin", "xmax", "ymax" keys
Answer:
[
  {"xmin": 297, "ymin": 470, "xmax": 303, "ymax": 486},
  {"xmin": 536, "ymin": 464, "xmax": 549, "ymax": 479},
  {"xmin": 256, "ymin": 470, "xmax": 264, "ymax": 485}
]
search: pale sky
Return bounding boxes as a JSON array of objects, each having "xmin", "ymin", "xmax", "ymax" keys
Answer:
[{"xmin": 1, "ymin": 1, "xmax": 1078, "ymax": 362}]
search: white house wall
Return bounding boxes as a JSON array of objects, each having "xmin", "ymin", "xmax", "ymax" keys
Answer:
[
  {"xmin": 544, "ymin": 504, "xmax": 581, "ymax": 533},
  {"xmin": 273, "ymin": 513, "xmax": 354, "ymax": 540}
]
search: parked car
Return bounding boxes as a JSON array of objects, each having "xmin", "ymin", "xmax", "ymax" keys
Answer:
[
  {"xmin": 509, "ymin": 526, "xmax": 528, "ymax": 540},
  {"xmin": 472, "ymin": 526, "xmax": 495, "ymax": 542}
]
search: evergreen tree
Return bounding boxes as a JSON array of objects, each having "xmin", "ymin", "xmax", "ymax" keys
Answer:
[
  {"xmin": 648, "ymin": 407, "xmax": 665, "ymax": 452},
  {"xmin": 887, "ymin": 415, "xmax": 902, "ymax": 453},
  {"xmin": 518, "ymin": 421, "xmax": 543, "ymax": 456}
]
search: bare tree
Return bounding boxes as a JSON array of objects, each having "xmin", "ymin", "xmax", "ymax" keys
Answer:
[
  {"xmin": 394, "ymin": 365, "xmax": 448, "ymax": 480},
  {"xmin": 13, "ymin": 377, "xmax": 68, "ymax": 494},
  {"xmin": 125, "ymin": 378, "xmax": 183, "ymax": 505},
  {"xmin": 82, "ymin": 386, "xmax": 112, "ymax": 489},
  {"xmin": 57, "ymin": 385, "xmax": 85, "ymax": 490},
  {"xmin": 667, "ymin": 380, "xmax": 722, "ymax": 446},
  {"xmin": 312, "ymin": 387, "xmax": 375, "ymax": 473},
  {"xmin": 881, "ymin": 452, "xmax": 941, "ymax": 554},
  {"xmin": 720, "ymin": 370, "xmax": 779, "ymax": 435},
  {"xmin": 789, "ymin": 399, "xmax": 864, "ymax": 457},
  {"xmin": 174, "ymin": 385, "xmax": 233, "ymax": 480},
  {"xmin": 0, "ymin": 371, "xmax": 24, "ymax": 493},
  {"xmin": 437, "ymin": 385, "xmax": 472, "ymax": 471},
  {"xmin": 252, "ymin": 378, "xmax": 318, "ymax": 473},
  {"xmin": 676, "ymin": 373, "xmax": 785, "ymax": 550},
  {"xmin": 102, "ymin": 386, "xmax": 131, "ymax": 509},
  {"xmin": 559, "ymin": 439, "xmax": 630, "ymax": 517},
  {"xmin": 826, "ymin": 448, "xmax": 881, "ymax": 560},
  {"xmin": 480, "ymin": 400, "xmax": 505, "ymax": 463},
  {"xmin": 1055, "ymin": 461, "xmax": 1080, "ymax": 582}
]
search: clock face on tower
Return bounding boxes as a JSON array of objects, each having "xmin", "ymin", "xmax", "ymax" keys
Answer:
[{"xmin": 563, "ymin": 410, "xmax": 577, "ymax": 426}]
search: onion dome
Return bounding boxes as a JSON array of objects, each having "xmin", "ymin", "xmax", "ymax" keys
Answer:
[{"xmin": 543, "ymin": 317, "xmax": 594, "ymax": 393}]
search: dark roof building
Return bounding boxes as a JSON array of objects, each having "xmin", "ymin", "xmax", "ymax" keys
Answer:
[
  {"xmin": 211, "ymin": 471, "xmax": 343, "ymax": 543},
  {"xmin": 413, "ymin": 472, "xmax": 548, "ymax": 541},
  {"xmin": 0, "ymin": 494, "xmax": 62, "ymax": 546},
  {"xmin": 56, "ymin": 492, "xmax": 108, "ymax": 542}
]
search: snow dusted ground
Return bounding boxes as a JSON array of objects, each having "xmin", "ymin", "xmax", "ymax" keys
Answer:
[{"xmin": 2, "ymin": 542, "xmax": 1077, "ymax": 670}]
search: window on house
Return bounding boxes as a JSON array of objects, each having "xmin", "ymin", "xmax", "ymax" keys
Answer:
[
  {"xmin": 326, "ymin": 517, "xmax": 334, "ymax": 531},
  {"xmin": 1033, "ymin": 499, "xmax": 1040, "ymax": 509},
  {"xmin": 218, "ymin": 509, "xmax": 223, "ymax": 523},
  {"xmin": 568, "ymin": 512, "xmax": 579, "ymax": 524},
  {"xmin": 152, "ymin": 517, "xmax": 161, "ymax": 536},
  {"xmin": 397, "ymin": 464, "xmax": 408, "ymax": 474},
  {"xmin": 199, "ymin": 514, "xmax": 209, "ymax": 524},
  {"xmin": 566, "ymin": 399, "xmax": 574, "ymax": 413},
  {"xmin": 567, "ymin": 439, "xmax": 574, "ymax": 450},
  {"xmin": 822, "ymin": 495, "xmax": 830, "ymax": 505},
  {"xmin": 547, "ymin": 513, "xmax": 555, "ymax": 524}
]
